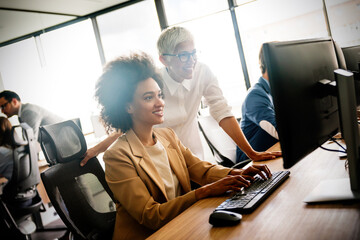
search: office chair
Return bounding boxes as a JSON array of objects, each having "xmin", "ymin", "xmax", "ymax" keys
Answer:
[
  {"xmin": 71, "ymin": 118, "xmax": 82, "ymax": 132},
  {"xmin": 39, "ymin": 120, "xmax": 116, "ymax": 240},
  {"xmin": 197, "ymin": 115, "xmax": 251, "ymax": 169},
  {"xmin": 0, "ymin": 123, "xmax": 45, "ymax": 239}
]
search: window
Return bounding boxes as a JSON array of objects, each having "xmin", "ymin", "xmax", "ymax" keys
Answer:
[
  {"xmin": 40, "ymin": 20, "xmax": 102, "ymax": 133},
  {"xmin": 235, "ymin": 0, "xmax": 329, "ymax": 86},
  {"xmin": 0, "ymin": 37, "xmax": 45, "ymax": 124},
  {"xmin": 178, "ymin": 11, "xmax": 247, "ymax": 115},
  {"xmin": 325, "ymin": 0, "xmax": 360, "ymax": 47},
  {"xmin": 97, "ymin": 0, "xmax": 161, "ymax": 65}
]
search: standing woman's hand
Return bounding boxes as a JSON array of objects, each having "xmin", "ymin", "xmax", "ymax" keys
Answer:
[{"xmin": 250, "ymin": 151, "xmax": 282, "ymax": 161}]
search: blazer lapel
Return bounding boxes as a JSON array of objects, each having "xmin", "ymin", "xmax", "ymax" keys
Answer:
[{"xmin": 125, "ymin": 129, "xmax": 168, "ymax": 199}]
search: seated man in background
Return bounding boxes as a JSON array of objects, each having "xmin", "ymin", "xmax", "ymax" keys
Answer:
[
  {"xmin": 0, "ymin": 90, "xmax": 63, "ymax": 143},
  {"xmin": 236, "ymin": 45, "xmax": 280, "ymax": 163}
]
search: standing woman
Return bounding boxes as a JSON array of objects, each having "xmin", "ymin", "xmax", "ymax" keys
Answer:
[
  {"xmin": 0, "ymin": 117, "xmax": 14, "ymax": 181},
  {"xmin": 96, "ymin": 52, "xmax": 271, "ymax": 240}
]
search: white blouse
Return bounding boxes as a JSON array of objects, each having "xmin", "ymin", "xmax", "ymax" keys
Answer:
[
  {"xmin": 157, "ymin": 62, "xmax": 233, "ymax": 160},
  {"xmin": 145, "ymin": 140, "xmax": 180, "ymax": 200}
]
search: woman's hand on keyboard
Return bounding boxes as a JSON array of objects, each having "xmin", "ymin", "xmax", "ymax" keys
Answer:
[
  {"xmin": 195, "ymin": 175, "xmax": 251, "ymax": 200},
  {"xmin": 230, "ymin": 164, "xmax": 272, "ymax": 182}
]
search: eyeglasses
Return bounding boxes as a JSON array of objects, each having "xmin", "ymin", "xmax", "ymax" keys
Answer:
[
  {"xmin": 0, "ymin": 101, "xmax": 10, "ymax": 110},
  {"xmin": 163, "ymin": 50, "xmax": 197, "ymax": 63}
]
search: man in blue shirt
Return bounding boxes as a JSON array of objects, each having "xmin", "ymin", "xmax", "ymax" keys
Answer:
[{"xmin": 236, "ymin": 45, "xmax": 280, "ymax": 163}]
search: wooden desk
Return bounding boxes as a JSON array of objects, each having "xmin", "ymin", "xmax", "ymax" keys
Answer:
[
  {"xmin": 147, "ymin": 142, "xmax": 360, "ymax": 240},
  {"xmin": 37, "ymin": 161, "xmax": 50, "ymax": 204}
]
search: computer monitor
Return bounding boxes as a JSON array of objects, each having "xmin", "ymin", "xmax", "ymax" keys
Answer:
[
  {"xmin": 263, "ymin": 38, "xmax": 360, "ymax": 201},
  {"xmin": 303, "ymin": 70, "xmax": 360, "ymax": 202},
  {"xmin": 341, "ymin": 45, "xmax": 360, "ymax": 106},
  {"xmin": 342, "ymin": 45, "xmax": 360, "ymax": 72},
  {"xmin": 335, "ymin": 69, "xmax": 360, "ymax": 194},
  {"xmin": 263, "ymin": 38, "xmax": 340, "ymax": 169}
]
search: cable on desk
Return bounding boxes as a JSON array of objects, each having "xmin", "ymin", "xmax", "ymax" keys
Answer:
[
  {"xmin": 320, "ymin": 137, "xmax": 349, "ymax": 171},
  {"xmin": 330, "ymin": 137, "xmax": 347, "ymax": 151},
  {"xmin": 320, "ymin": 146, "xmax": 346, "ymax": 153},
  {"xmin": 320, "ymin": 137, "xmax": 347, "ymax": 153}
]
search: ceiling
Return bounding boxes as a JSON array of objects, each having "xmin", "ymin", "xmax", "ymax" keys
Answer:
[{"xmin": 0, "ymin": 0, "xmax": 130, "ymax": 45}]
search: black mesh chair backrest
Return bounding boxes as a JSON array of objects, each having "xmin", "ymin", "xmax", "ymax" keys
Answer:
[
  {"xmin": 39, "ymin": 120, "xmax": 116, "ymax": 239},
  {"xmin": 40, "ymin": 119, "xmax": 86, "ymax": 166},
  {"xmin": 0, "ymin": 123, "xmax": 44, "ymax": 238},
  {"xmin": 3, "ymin": 123, "xmax": 40, "ymax": 201}
]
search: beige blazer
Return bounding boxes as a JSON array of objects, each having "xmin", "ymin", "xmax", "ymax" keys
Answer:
[{"xmin": 104, "ymin": 128, "xmax": 231, "ymax": 240}]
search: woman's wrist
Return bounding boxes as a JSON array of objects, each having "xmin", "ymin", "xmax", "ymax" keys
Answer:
[
  {"xmin": 195, "ymin": 186, "xmax": 209, "ymax": 200},
  {"xmin": 246, "ymin": 150, "xmax": 258, "ymax": 160},
  {"xmin": 229, "ymin": 169, "xmax": 244, "ymax": 175}
]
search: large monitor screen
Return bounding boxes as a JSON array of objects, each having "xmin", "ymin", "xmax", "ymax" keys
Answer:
[{"xmin": 263, "ymin": 38, "xmax": 340, "ymax": 169}]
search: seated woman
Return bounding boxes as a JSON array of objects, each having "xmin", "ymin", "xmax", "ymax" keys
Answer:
[
  {"xmin": 95, "ymin": 52, "xmax": 272, "ymax": 240},
  {"xmin": 0, "ymin": 117, "xmax": 14, "ymax": 181}
]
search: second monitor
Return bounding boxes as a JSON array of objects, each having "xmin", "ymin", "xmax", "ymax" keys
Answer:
[{"xmin": 342, "ymin": 45, "xmax": 360, "ymax": 72}]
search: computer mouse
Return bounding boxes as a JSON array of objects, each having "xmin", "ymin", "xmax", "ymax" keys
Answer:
[{"xmin": 209, "ymin": 210, "xmax": 242, "ymax": 227}]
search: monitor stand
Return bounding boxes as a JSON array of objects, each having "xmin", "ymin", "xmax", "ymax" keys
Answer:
[
  {"xmin": 303, "ymin": 178, "xmax": 360, "ymax": 203},
  {"xmin": 306, "ymin": 70, "xmax": 360, "ymax": 203},
  {"xmin": 339, "ymin": 152, "xmax": 347, "ymax": 158}
]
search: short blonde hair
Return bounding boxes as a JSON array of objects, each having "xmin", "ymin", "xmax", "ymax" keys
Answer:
[{"xmin": 157, "ymin": 26, "xmax": 194, "ymax": 56}]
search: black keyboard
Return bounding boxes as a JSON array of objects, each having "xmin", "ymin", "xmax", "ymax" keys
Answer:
[{"xmin": 215, "ymin": 170, "xmax": 290, "ymax": 214}]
